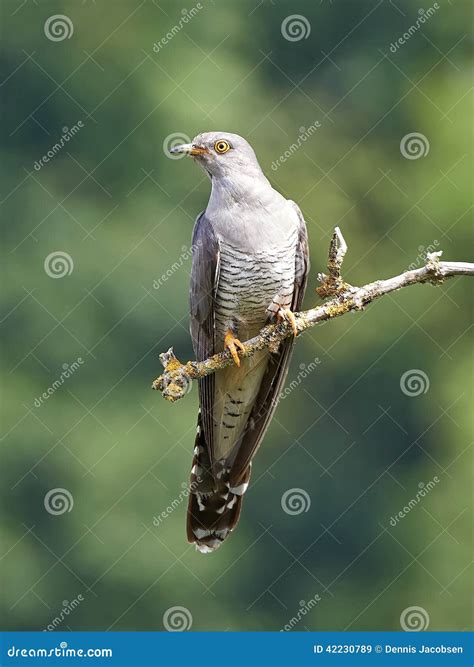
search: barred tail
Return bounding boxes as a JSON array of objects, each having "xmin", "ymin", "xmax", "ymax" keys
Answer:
[{"xmin": 186, "ymin": 413, "xmax": 251, "ymax": 554}]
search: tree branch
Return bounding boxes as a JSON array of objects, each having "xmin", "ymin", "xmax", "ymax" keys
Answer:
[{"xmin": 152, "ymin": 227, "xmax": 473, "ymax": 402}]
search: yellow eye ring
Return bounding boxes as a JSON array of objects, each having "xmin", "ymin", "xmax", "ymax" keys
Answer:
[{"xmin": 214, "ymin": 139, "xmax": 231, "ymax": 154}]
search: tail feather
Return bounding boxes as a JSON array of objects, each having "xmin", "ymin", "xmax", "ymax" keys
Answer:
[{"xmin": 186, "ymin": 412, "xmax": 251, "ymax": 553}]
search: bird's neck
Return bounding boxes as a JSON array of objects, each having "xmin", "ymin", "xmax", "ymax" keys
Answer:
[
  {"xmin": 205, "ymin": 171, "xmax": 293, "ymax": 252},
  {"xmin": 207, "ymin": 170, "xmax": 275, "ymax": 215}
]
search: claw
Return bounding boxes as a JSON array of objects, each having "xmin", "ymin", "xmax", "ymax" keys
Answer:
[
  {"xmin": 224, "ymin": 330, "xmax": 245, "ymax": 367},
  {"xmin": 277, "ymin": 308, "xmax": 298, "ymax": 337}
]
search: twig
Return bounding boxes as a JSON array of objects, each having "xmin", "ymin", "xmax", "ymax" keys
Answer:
[{"xmin": 152, "ymin": 228, "xmax": 473, "ymax": 402}]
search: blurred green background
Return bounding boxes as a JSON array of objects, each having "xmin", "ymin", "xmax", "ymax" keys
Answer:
[{"xmin": 1, "ymin": 0, "xmax": 472, "ymax": 632}]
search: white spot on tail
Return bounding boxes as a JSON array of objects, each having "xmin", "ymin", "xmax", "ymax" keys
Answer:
[
  {"xmin": 193, "ymin": 527, "xmax": 211, "ymax": 540},
  {"xmin": 229, "ymin": 482, "xmax": 249, "ymax": 496},
  {"xmin": 196, "ymin": 495, "xmax": 206, "ymax": 512},
  {"xmin": 226, "ymin": 495, "xmax": 237, "ymax": 509},
  {"xmin": 215, "ymin": 528, "xmax": 229, "ymax": 539}
]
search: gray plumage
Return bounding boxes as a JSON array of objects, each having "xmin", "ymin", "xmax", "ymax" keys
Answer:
[{"xmin": 170, "ymin": 132, "xmax": 309, "ymax": 553}]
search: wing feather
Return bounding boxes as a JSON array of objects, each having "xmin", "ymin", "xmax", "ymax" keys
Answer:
[{"xmin": 189, "ymin": 212, "xmax": 220, "ymax": 458}]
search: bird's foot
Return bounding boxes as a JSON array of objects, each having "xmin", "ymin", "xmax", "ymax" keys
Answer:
[
  {"xmin": 277, "ymin": 308, "xmax": 298, "ymax": 337},
  {"xmin": 224, "ymin": 330, "xmax": 245, "ymax": 367}
]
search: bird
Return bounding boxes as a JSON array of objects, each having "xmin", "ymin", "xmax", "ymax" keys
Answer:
[{"xmin": 170, "ymin": 132, "xmax": 309, "ymax": 553}]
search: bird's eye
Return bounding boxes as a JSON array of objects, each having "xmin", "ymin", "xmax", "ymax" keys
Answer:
[{"xmin": 214, "ymin": 140, "xmax": 231, "ymax": 154}]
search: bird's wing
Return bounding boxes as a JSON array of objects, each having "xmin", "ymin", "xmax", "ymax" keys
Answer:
[
  {"xmin": 229, "ymin": 202, "xmax": 310, "ymax": 486},
  {"xmin": 189, "ymin": 212, "xmax": 220, "ymax": 457}
]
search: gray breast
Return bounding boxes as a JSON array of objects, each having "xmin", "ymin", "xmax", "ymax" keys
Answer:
[{"xmin": 215, "ymin": 227, "xmax": 298, "ymax": 339}]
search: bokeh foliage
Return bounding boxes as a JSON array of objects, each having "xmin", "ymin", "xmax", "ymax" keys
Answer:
[{"xmin": 1, "ymin": 0, "xmax": 472, "ymax": 631}]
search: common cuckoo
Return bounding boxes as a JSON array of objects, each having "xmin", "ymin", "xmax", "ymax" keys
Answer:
[{"xmin": 170, "ymin": 132, "xmax": 309, "ymax": 553}]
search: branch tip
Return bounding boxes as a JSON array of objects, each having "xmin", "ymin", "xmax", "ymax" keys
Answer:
[
  {"xmin": 316, "ymin": 226, "xmax": 350, "ymax": 298},
  {"xmin": 425, "ymin": 250, "xmax": 445, "ymax": 283}
]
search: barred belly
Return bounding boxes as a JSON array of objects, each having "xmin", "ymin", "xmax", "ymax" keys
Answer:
[{"xmin": 215, "ymin": 228, "xmax": 298, "ymax": 342}]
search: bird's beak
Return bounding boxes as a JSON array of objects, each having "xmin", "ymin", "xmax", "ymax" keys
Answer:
[{"xmin": 169, "ymin": 143, "xmax": 208, "ymax": 156}]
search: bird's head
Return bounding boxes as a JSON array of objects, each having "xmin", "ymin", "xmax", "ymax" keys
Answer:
[{"xmin": 169, "ymin": 132, "xmax": 264, "ymax": 180}]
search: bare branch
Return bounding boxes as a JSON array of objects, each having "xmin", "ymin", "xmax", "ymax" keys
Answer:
[{"xmin": 152, "ymin": 228, "xmax": 473, "ymax": 402}]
